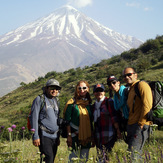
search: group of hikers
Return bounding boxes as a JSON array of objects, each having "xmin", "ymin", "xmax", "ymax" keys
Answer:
[{"xmin": 30, "ymin": 67, "xmax": 153, "ymax": 163}]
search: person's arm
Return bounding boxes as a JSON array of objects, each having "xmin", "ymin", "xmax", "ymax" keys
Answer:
[
  {"xmin": 31, "ymin": 96, "xmax": 41, "ymax": 146},
  {"xmin": 65, "ymin": 104, "xmax": 73, "ymax": 147},
  {"xmin": 107, "ymin": 99, "xmax": 117, "ymax": 123},
  {"xmin": 108, "ymin": 99, "xmax": 122, "ymax": 139},
  {"xmin": 66, "ymin": 125, "xmax": 72, "ymax": 147},
  {"xmin": 89, "ymin": 104, "xmax": 95, "ymax": 147},
  {"xmin": 113, "ymin": 94, "xmax": 120, "ymax": 111},
  {"xmin": 114, "ymin": 122, "xmax": 122, "ymax": 139},
  {"xmin": 138, "ymin": 81, "xmax": 153, "ymax": 127}
]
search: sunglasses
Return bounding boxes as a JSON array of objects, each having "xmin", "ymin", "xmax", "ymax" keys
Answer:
[
  {"xmin": 78, "ymin": 86, "xmax": 87, "ymax": 90},
  {"xmin": 49, "ymin": 86, "xmax": 60, "ymax": 90},
  {"xmin": 123, "ymin": 73, "xmax": 135, "ymax": 78},
  {"xmin": 108, "ymin": 81, "xmax": 117, "ymax": 86}
]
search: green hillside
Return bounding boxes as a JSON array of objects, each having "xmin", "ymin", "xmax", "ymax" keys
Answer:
[{"xmin": 0, "ymin": 35, "xmax": 163, "ymax": 129}]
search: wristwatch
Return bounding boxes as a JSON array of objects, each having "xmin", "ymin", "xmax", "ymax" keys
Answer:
[{"xmin": 68, "ymin": 132, "xmax": 71, "ymax": 136}]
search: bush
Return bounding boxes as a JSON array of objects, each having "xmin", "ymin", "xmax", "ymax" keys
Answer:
[
  {"xmin": 151, "ymin": 58, "xmax": 158, "ymax": 65},
  {"xmin": 20, "ymin": 82, "xmax": 26, "ymax": 86},
  {"xmin": 140, "ymin": 39, "xmax": 160, "ymax": 53},
  {"xmin": 44, "ymin": 71, "xmax": 58, "ymax": 78}
]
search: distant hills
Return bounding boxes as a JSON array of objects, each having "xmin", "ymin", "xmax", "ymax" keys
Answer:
[{"xmin": 0, "ymin": 5, "xmax": 142, "ymax": 97}]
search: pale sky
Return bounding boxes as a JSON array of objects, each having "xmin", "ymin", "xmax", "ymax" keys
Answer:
[{"xmin": 0, "ymin": 0, "xmax": 162, "ymax": 42}]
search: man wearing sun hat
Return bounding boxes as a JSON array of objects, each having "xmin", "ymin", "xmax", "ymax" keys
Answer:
[{"xmin": 30, "ymin": 78, "xmax": 61, "ymax": 163}]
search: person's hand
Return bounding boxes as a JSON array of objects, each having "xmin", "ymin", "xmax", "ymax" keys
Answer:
[
  {"xmin": 91, "ymin": 135, "xmax": 96, "ymax": 147},
  {"xmin": 33, "ymin": 139, "xmax": 40, "ymax": 147},
  {"xmin": 67, "ymin": 135, "xmax": 72, "ymax": 147},
  {"xmin": 91, "ymin": 139, "xmax": 96, "ymax": 147},
  {"xmin": 140, "ymin": 125, "xmax": 144, "ymax": 129},
  {"xmin": 117, "ymin": 130, "xmax": 122, "ymax": 139},
  {"xmin": 57, "ymin": 139, "xmax": 60, "ymax": 146}
]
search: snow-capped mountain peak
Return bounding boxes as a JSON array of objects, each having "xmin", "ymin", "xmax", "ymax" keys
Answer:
[
  {"xmin": 0, "ymin": 5, "xmax": 143, "ymax": 97},
  {"xmin": 1, "ymin": 5, "xmax": 85, "ymax": 45}
]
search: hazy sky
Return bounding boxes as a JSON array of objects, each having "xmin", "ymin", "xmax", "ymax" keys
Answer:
[{"xmin": 0, "ymin": 0, "xmax": 162, "ymax": 42}]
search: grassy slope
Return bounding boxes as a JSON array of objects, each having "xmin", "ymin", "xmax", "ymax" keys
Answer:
[{"xmin": 1, "ymin": 129, "xmax": 163, "ymax": 162}]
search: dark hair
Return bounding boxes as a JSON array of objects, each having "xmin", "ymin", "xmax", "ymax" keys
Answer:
[
  {"xmin": 74, "ymin": 80, "xmax": 92, "ymax": 104},
  {"xmin": 109, "ymin": 88, "xmax": 113, "ymax": 98}
]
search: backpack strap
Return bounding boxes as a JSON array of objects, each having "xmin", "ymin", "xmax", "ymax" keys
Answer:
[
  {"xmin": 39, "ymin": 94, "xmax": 46, "ymax": 110},
  {"xmin": 134, "ymin": 82, "xmax": 141, "ymax": 98},
  {"xmin": 38, "ymin": 94, "xmax": 46, "ymax": 124},
  {"xmin": 132, "ymin": 81, "xmax": 141, "ymax": 113}
]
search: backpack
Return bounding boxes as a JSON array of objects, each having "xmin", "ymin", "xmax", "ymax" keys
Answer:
[
  {"xmin": 124, "ymin": 85, "xmax": 130, "ymax": 98},
  {"xmin": 134, "ymin": 81, "xmax": 163, "ymax": 127},
  {"xmin": 27, "ymin": 94, "xmax": 45, "ymax": 130}
]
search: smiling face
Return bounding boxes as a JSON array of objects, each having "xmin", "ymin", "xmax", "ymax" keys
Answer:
[
  {"xmin": 46, "ymin": 86, "xmax": 60, "ymax": 98},
  {"xmin": 77, "ymin": 82, "xmax": 89, "ymax": 98},
  {"xmin": 108, "ymin": 80, "xmax": 120, "ymax": 93},
  {"xmin": 123, "ymin": 68, "xmax": 137, "ymax": 85}
]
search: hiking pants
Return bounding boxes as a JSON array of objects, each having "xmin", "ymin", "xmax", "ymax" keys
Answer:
[
  {"xmin": 96, "ymin": 136, "xmax": 117, "ymax": 162},
  {"xmin": 69, "ymin": 148, "xmax": 90, "ymax": 162},
  {"xmin": 39, "ymin": 135, "xmax": 58, "ymax": 163},
  {"xmin": 127, "ymin": 123, "xmax": 150, "ymax": 161}
]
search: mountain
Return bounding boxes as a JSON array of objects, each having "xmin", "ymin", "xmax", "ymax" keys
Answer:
[
  {"xmin": 0, "ymin": 5, "xmax": 143, "ymax": 97},
  {"xmin": 0, "ymin": 35, "xmax": 163, "ymax": 127}
]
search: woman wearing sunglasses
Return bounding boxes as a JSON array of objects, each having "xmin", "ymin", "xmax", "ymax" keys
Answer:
[
  {"xmin": 63, "ymin": 80, "xmax": 93, "ymax": 162},
  {"xmin": 107, "ymin": 75, "xmax": 129, "ymax": 140},
  {"xmin": 92, "ymin": 83, "xmax": 121, "ymax": 162}
]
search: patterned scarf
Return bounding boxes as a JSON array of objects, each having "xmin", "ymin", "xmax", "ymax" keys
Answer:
[{"xmin": 76, "ymin": 99, "xmax": 91, "ymax": 145}]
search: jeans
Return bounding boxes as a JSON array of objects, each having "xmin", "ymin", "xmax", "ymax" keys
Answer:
[
  {"xmin": 69, "ymin": 148, "xmax": 90, "ymax": 162},
  {"xmin": 127, "ymin": 123, "xmax": 150, "ymax": 161},
  {"xmin": 96, "ymin": 136, "xmax": 117, "ymax": 163},
  {"xmin": 39, "ymin": 135, "xmax": 58, "ymax": 163}
]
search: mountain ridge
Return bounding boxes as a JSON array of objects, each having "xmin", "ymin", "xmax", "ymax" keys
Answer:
[
  {"xmin": 0, "ymin": 5, "xmax": 143, "ymax": 97},
  {"xmin": 0, "ymin": 5, "xmax": 141, "ymax": 47}
]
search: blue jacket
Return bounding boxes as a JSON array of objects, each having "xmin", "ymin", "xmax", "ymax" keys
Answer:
[
  {"xmin": 31, "ymin": 95, "xmax": 59, "ymax": 140},
  {"xmin": 114, "ymin": 85, "xmax": 129, "ymax": 119}
]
